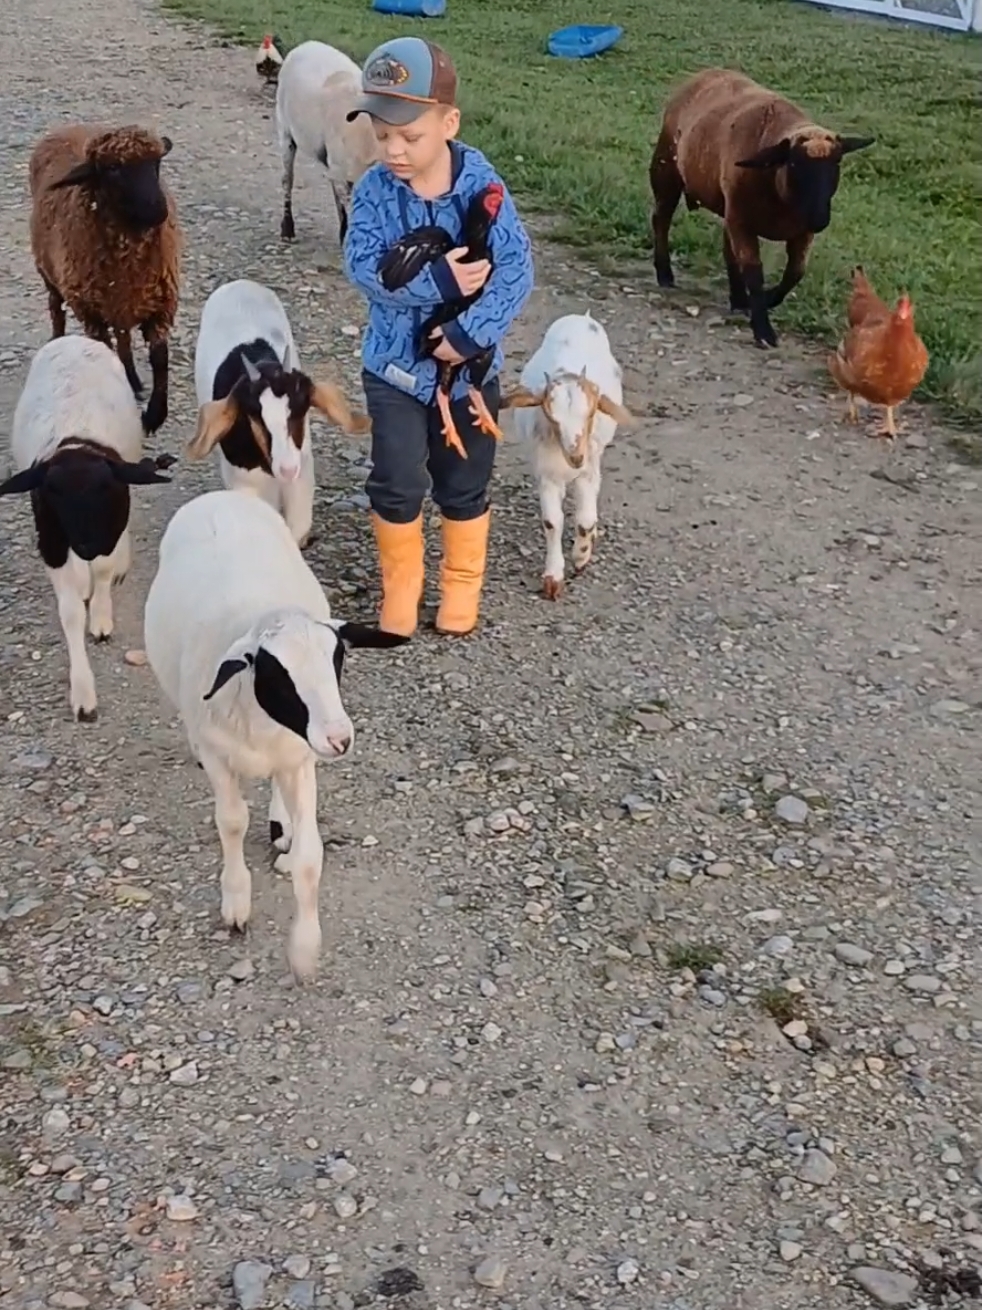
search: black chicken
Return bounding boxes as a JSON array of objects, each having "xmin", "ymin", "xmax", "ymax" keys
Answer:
[
  {"xmin": 256, "ymin": 34, "xmax": 285, "ymax": 85},
  {"xmin": 378, "ymin": 181, "xmax": 505, "ymax": 459}
]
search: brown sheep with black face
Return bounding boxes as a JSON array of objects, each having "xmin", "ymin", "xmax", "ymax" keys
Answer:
[
  {"xmin": 29, "ymin": 123, "xmax": 183, "ymax": 435},
  {"xmin": 649, "ymin": 69, "xmax": 874, "ymax": 349}
]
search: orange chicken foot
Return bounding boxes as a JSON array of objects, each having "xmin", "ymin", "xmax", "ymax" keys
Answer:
[
  {"xmin": 866, "ymin": 404, "xmax": 899, "ymax": 441},
  {"xmin": 436, "ymin": 387, "xmax": 468, "ymax": 459},
  {"xmin": 467, "ymin": 387, "xmax": 504, "ymax": 440}
]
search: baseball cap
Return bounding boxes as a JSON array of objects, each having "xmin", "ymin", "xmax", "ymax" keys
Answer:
[{"xmin": 346, "ymin": 36, "xmax": 458, "ymax": 126}]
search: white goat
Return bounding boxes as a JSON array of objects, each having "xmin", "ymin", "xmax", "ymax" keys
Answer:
[
  {"xmin": 143, "ymin": 490, "xmax": 407, "ymax": 979},
  {"xmin": 502, "ymin": 313, "xmax": 635, "ymax": 599},
  {"xmin": 190, "ymin": 278, "xmax": 369, "ymax": 548},
  {"xmin": 0, "ymin": 336, "xmax": 172, "ymax": 721},
  {"xmin": 276, "ymin": 40, "xmax": 380, "ymax": 244}
]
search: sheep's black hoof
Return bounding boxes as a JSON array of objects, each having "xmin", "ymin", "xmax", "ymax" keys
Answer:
[
  {"xmin": 281, "ymin": 215, "xmax": 296, "ymax": 241},
  {"xmin": 76, "ymin": 706, "xmax": 98, "ymax": 723},
  {"xmin": 141, "ymin": 399, "xmax": 167, "ymax": 434},
  {"xmin": 729, "ymin": 296, "xmax": 750, "ymax": 314},
  {"xmin": 154, "ymin": 452, "xmax": 179, "ymax": 471},
  {"xmin": 655, "ymin": 267, "xmax": 675, "ymax": 289},
  {"xmin": 93, "ymin": 632, "xmax": 112, "ymax": 644},
  {"xmin": 754, "ymin": 332, "xmax": 779, "ymax": 350},
  {"xmin": 270, "ymin": 820, "xmax": 284, "ymax": 845}
]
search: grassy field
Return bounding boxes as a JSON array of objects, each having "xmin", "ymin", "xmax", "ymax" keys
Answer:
[{"xmin": 163, "ymin": 0, "xmax": 982, "ymax": 422}]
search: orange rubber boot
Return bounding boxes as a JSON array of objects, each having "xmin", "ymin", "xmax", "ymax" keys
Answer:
[
  {"xmin": 435, "ymin": 509, "xmax": 491, "ymax": 636},
  {"xmin": 371, "ymin": 512, "xmax": 424, "ymax": 637}
]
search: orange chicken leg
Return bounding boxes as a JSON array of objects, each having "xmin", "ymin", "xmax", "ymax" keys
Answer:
[
  {"xmin": 436, "ymin": 388, "xmax": 468, "ymax": 459},
  {"xmin": 467, "ymin": 387, "xmax": 504, "ymax": 441}
]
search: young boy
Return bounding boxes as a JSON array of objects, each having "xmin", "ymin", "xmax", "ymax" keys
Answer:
[{"xmin": 344, "ymin": 36, "xmax": 534, "ymax": 638}]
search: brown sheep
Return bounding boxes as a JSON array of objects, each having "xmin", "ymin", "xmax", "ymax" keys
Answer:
[
  {"xmin": 649, "ymin": 69, "xmax": 874, "ymax": 348},
  {"xmin": 29, "ymin": 123, "xmax": 183, "ymax": 434}
]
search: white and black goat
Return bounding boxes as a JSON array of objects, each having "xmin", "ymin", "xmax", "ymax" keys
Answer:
[
  {"xmin": 143, "ymin": 489, "xmax": 408, "ymax": 979},
  {"xmin": 0, "ymin": 336, "xmax": 173, "ymax": 720},
  {"xmin": 189, "ymin": 278, "xmax": 369, "ymax": 548},
  {"xmin": 502, "ymin": 313, "xmax": 635, "ymax": 599}
]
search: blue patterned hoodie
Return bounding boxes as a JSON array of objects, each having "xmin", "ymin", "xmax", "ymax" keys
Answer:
[{"xmin": 344, "ymin": 142, "xmax": 534, "ymax": 404}]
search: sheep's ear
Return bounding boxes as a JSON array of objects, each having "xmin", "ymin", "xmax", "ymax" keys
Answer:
[
  {"xmin": 310, "ymin": 381, "xmax": 372, "ymax": 435},
  {"xmin": 736, "ymin": 139, "xmax": 792, "ymax": 169},
  {"xmin": 203, "ymin": 653, "xmax": 254, "ymax": 701},
  {"xmin": 0, "ymin": 465, "xmax": 46, "ymax": 495},
  {"xmin": 160, "ymin": 136, "xmax": 174, "ymax": 157},
  {"xmin": 187, "ymin": 398, "xmax": 237, "ymax": 459},
  {"xmin": 110, "ymin": 458, "xmax": 172, "ymax": 486},
  {"xmin": 333, "ymin": 622, "xmax": 410, "ymax": 651},
  {"xmin": 839, "ymin": 135, "xmax": 875, "ymax": 156},
  {"xmin": 500, "ymin": 386, "xmax": 544, "ymax": 410},
  {"xmin": 597, "ymin": 394, "xmax": 637, "ymax": 428},
  {"xmin": 48, "ymin": 161, "xmax": 97, "ymax": 191}
]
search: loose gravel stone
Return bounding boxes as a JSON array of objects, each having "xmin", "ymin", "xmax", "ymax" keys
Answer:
[
  {"xmin": 798, "ymin": 1149, "xmax": 837, "ymax": 1186},
  {"xmin": 774, "ymin": 795, "xmax": 809, "ymax": 824},
  {"xmin": 851, "ymin": 1266, "xmax": 919, "ymax": 1306},
  {"xmin": 473, "ymin": 1256, "xmax": 508, "ymax": 1289},
  {"xmin": 232, "ymin": 1260, "xmax": 273, "ymax": 1310}
]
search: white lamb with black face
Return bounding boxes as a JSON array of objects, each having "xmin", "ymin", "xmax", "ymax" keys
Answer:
[
  {"xmin": 0, "ymin": 335, "xmax": 173, "ymax": 721},
  {"xmin": 189, "ymin": 278, "xmax": 369, "ymax": 548},
  {"xmin": 143, "ymin": 489, "xmax": 408, "ymax": 979}
]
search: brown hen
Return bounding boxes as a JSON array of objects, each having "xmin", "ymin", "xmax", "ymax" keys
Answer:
[{"xmin": 827, "ymin": 266, "xmax": 929, "ymax": 440}]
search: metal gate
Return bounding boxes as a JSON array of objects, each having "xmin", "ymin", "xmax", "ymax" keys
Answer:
[{"xmin": 800, "ymin": 0, "xmax": 978, "ymax": 33}]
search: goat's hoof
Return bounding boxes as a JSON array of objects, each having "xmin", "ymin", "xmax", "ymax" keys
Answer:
[
  {"xmin": 297, "ymin": 531, "xmax": 319, "ymax": 551},
  {"xmin": 280, "ymin": 219, "xmax": 296, "ymax": 241},
  {"xmin": 288, "ymin": 921, "xmax": 322, "ymax": 982},
  {"xmin": 75, "ymin": 705, "xmax": 98, "ymax": 723},
  {"xmin": 655, "ymin": 268, "xmax": 675, "ymax": 289},
  {"xmin": 572, "ymin": 558, "xmax": 593, "ymax": 576},
  {"xmin": 541, "ymin": 575, "xmax": 564, "ymax": 600},
  {"xmin": 269, "ymin": 819, "xmax": 284, "ymax": 845},
  {"xmin": 91, "ymin": 630, "xmax": 112, "ymax": 643},
  {"xmin": 221, "ymin": 892, "xmax": 251, "ymax": 933}
]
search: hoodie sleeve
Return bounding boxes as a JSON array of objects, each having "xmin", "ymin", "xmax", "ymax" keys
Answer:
[
  {"xmin": 439, "ymin": 184, "xmax": 534, "ymax": 361},
  {"xmin": 344, "ymin": 175, "xmax": 458, "ymax": 308}
]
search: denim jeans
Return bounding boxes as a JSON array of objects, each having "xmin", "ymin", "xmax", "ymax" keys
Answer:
[{"xmin": 362, "ymin": 369, "xmax": 500, "ymax": 524}]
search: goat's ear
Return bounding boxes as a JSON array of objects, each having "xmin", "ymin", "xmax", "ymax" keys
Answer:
[
  {"xmin": 187, "ymin": 398, "xmax": 237, "ymax": 459},
  {"xmin": 736, "ymin": 139, "xmax": 792, "ymax": 169},
  {"xmin": 309, "ymin": 381, "xmax": 372, "ymax": 435},
  {"xmin": 111, "ymin": 458, "xmax": 172, "ymax": 486},
  {"xmin": 597, "ymin": 394, "xmax": 637, "ymax": 428},
  {"xmin": 0, "ymin": 465, "xmax": 46, "ymax": 496},
  {"xmin": 160, "ymin": 136, "xmax": 174, "ymax": 157},
  {"xmin": 839, "ymin": 135, "xmax": 875, "ymax": 156},
  {"xmin": 333, "ymin": 622, "xmax": 410, "ymax": 650},
  {"xmin": 202, "ymin": 653, "xmax": 253, "ymax": 701},
  {"xmin": 47, "ymin": 161, "xmax": 97, "ymax": 191},
  {"xmin": 500, "ymin": 386, "xmax": 544, "ymax": 410}
]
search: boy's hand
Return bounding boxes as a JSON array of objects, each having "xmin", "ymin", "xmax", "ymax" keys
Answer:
[
  {"xmin": 445, "ymin": 248, "xmax": 491, "ymax": 297},
  {"xmin": 429, "ymin": 328, "xmax": 466, "ymax": 364}
]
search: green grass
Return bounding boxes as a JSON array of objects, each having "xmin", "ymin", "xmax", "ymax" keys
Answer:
[
  {"xmin": 666, "ymin": 942, "xmax": 724, "ymax": 972},
  {"xmin": 163, "ymin": 0, "xmax": 982, "ymax": 422}
]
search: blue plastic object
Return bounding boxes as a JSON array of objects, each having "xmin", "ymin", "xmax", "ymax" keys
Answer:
[
  {"xmin": 547, "ymin": 23, "xmax": 623, "ymax": 58},
  {"xmin": 372, "ymin": 0, "xmax": 447, "ymax": 15}
]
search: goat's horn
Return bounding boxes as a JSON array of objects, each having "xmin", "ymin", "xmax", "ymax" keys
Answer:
[{"xmin": 240, "ymin": 352, "xmax": 262, "ymax": 383}]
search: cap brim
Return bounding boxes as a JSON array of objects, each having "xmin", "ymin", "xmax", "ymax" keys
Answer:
[{"xmin": 345, "ymin": 94, "xmax": 433, "ymax": 126}]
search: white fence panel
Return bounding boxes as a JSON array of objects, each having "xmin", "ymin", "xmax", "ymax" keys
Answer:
[{"xmin": 799, "ymin": 0, "xmax": 980, "ymax": 33}]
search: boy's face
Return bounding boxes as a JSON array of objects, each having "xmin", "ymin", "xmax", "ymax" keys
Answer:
[{"xmin": 371, "ymin": 105, "xmax": 460, "ymax": 183}]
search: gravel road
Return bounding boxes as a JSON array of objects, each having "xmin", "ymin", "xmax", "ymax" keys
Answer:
[{"xmin": 1, "ymin": 2, "xmax": 981, "ymax": 1309}]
